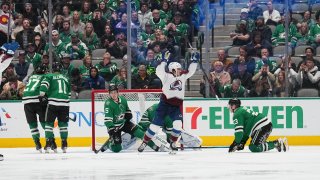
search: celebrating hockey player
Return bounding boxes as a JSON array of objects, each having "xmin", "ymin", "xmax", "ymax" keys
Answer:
[
  {"xmin": 100, "ymin": 85, "xmax": 159, "ymax": 153},
  {"xmin": 39, "ymin": 62, "xmax": 71, "ymax": 153},
  {"xmin": 138, "ymin": 51, "xmax": 200, "ymax": 153},
  {"xmin": 22, "ymin": 64, "xmax": 48, "ymax": 152},
  {"xmin": 228, "ymin": 98, "xmax": 288, "ymax": 153}
]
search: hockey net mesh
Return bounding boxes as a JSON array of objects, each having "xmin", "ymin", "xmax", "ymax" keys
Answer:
[{"xmin": 91, "ymin": 89, "xmax": 162, "ymax": 151}]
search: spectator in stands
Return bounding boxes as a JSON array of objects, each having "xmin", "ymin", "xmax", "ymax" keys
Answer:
[
  {"xmin": 80, "ymin": 0, "xmax": 93, "ymax": 24},
  {"xmin": 95, "ymin": 51, "xmax": 118, "ymax": 84},
  {"xmin": 0, "ymin": 2, "xmax": 13, "ymax": 46},
  {"xmin": 70, "ymin": 68, "xmax": 84, "ymax": 94},
  {"xmin": 150, "ymin": 9, "xmax": 166, "ymax": 30},
  {"xmin": 105, "ymin": 0, "xmax": 118, "ymax": 12},
  {"xmin": 121, "ymin": 54, "xmax": 138, "ymax": 75},
  {"xmin": 132, "ymin": 64, "xmax": 161, "ymax": 89},
  {"xmin": 250, "ymin": 64, "xmax": 275, "ymax": 97},
  {"xmin": 247, "ymin": 31, "xmax": 273, "ymax": 57},
  {"xmin": 237, "ymin": 8, "xmax": 255, "ymax": 33},
  {"xmin": 273, "ymin": 70, "xmax": 287, "ymax": 97},
  {"xmin": 273, "ymin": 58, "xmax": 297, "ymax": 97},
  {"xmin": 254, "ymin": 48, "xmax": 278, "ymax": 74},
  {"xmin": 83, "ymin": 66, "xmax": 106, "ymax": 90},
  {"xmin": 263, "ymin": 1, "xmax": 281, "ymax": 26},
  {"xmin": 297, "ymin": 47, "xmax": 320, "ymax": 70},
  {"xmin": 174, "ymin": 0, "xmax": 194, "ymax": 26},
  {"xmin": 1, "ymin": 63, "xmax": 16, "ymax": 91},
  {"xmin": 80, "ymin": 22, "xmax": 100, "ymax": 53},
  {"xmin": 309, "ymin": 12, "xmax": 320, "ymax": 50},
  {"xmin": 251, "ymin": 16, "xmax": 272, "ymax": 44},
  {"xmin": 44, "ymin": 30, "xmax": 66, "ymax": 62},
  {"xmin": 210, "ymin": 60, "xmax": 231, "ymax": 89},
  {"xmin": 33, "ymin": 33, "xmax": 46, "ymax": 55},
  {"xmin": 295, "ymin": 58, "xmax": 320, "ymax": 89},
  {"xmin": 231, "ymin": 60, "xmax": 254, "ymax": 91},
  {"xmin": 25, "ymin": 43, "xmax": 42, "ymax": 69},
  {"xmin": 100, "ymin": 24, "xmax": 116, "ymax": 52},
  {"xmin": 0, "ymin": 75, "xmax": 25, "ymax": 100},
  {"xmin": 232, "ymin": 46, "xmax": 256, "ymax": 75},
  {"xmin": 60, "ymin": 20, "xmax": 72, "ymax": 44},
  {"xmin": 92, "ymin": 9, "xmax": 107, "ymax": 38},
  {"xmin": 14, "ymin": 51, "xmax": 30, "ymax": 82},
  {"xmin": 21, "ymin": 3, "xmax": 38, "ymax": 27},
  {"xmin": 53, "ymin": 15, "xmax": 64, "ymax": 33},
  {"xmin": 116, "ymin": 0, "xmax": 127, "ymax": 22},
  {"xmin": 15, "ymin": 18, "xmax": 35, "ymax": 50},
  {"xmin": 41, "ymin": 53, "xmax": 49, "ymax": 67},
  {"xmin": 60, "ymin": 53, "xmax": 75, "ymax": 79},
  {"xmin": 160, "ymin": 0, "xmax": 173, "ymax": 23},
  {"xmin": 110, "ymin": 66, "xmax": 127, "ymax": 90},
  {"xmin": 293, "ymin": 22, "xmax": 312, "ymax": 48},
  {"xmin": 79, "ymin": 54, "xmax": 93, "ymax": 80},
  {"xmin": 214, "ymin": 49, "xmax": 233, "ymax": 73},
  {"xmin": 247, "ymin": 0, "xmax": 263, "ymax": 21},
  {"xmin": 98, "ymin": 0, "xmax": 112, "ymax": 20},
  {"xmin": 34, "ymin": 18, "xmax": 48, "ymax": 38},
  {"xmin": 145, "ymin": 49, "xmax": 160, "ymax": 68},
  {"xmin": 271, "ymin": 15, "xmax": 298, "ymax": 47},
  {"xmin": 297, "ymin": 10, "xmax": 315, "ymax": 31},
  {"xmin": 138, "ymin": 22, "xmax": 155, "ymax": 55},
  {"xmin": 66, "ymin": 33, "xmax": 87, "ymax": 60},
  {"xmin": 62, "ymin": 5, "xmax": 72, "ymax": 21},
  {"xmin": 109, "ymin": 32, "xmax": 127, "ymax": 59},
  {"xmin": 131, "ymin": 11, "xmax": 141, "ymax": 27},
  {"xmin": 10, "ymin": 13, "xmax": 23, "ymax": 41},
  {"xmin": 115, "ymin": 13, "xmax": 139, "ymax": 40},
  {"xmin": 70, "ymin": 10, "xmax": 85, "ymax": 34},
  {"xmin": 230, "ymin": 20, "xmax": 250, "ymax": 46},
  {"xmin": 138, "ymin": 2, "xmax": 152, "ymax": 31},
  {"xmin": 219, "ymin": 79, "xmax": 247, "ymax": 98}
]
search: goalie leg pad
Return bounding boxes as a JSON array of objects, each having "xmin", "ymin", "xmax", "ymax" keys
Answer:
[{"xmin": 179, "ymin": 131, "xmax": 203, "ymax": 147}]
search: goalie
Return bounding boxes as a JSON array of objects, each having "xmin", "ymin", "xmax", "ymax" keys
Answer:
[
  {"xmin": 138, "ymin": 51, "xmax": 199, "ymax": 153},
  {"xmin": 228, "ymin": 98, "xmax": 288, "ymax": 153},
  {"xmin": 100, "ymin": 85, "xmax": 160, "ymax": 153}
]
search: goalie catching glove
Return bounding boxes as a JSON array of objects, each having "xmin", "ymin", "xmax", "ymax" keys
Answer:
[
  {"xmin": 191, "ymin": 51, "xmax": 200, "ymax": 63},
  {"xmin": 228, "ymin": 141, "xmax": 244, "ymax": 153}
]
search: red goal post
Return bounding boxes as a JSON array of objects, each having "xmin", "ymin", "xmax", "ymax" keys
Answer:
[{"xmin": 91, "ymin": 89, "xmax": 162, "ymax": 152}]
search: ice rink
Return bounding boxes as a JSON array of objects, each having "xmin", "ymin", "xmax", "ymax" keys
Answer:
[{"xmin": 1, "ymin": 146, "xmax": 320, "ymax": 180}]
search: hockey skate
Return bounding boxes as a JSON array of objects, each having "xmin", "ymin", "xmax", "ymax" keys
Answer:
[
  {"xmin": 61, "ymin": 139, "xmax": 68, "ymax": 153},
  {"xmin": 274, "ymin": 138, "xmax": 288, "ymax": 152},
  {"xmin": 138, "ymin": 142, "xmax": 147, "ymax": 152},
  {"xmin": 282, "ymin": 137, "xmax": 289, "ymax": 152},
  {"xmin": 0, "ymin": 154, "xmax": 3, "ymax": 161},
  {"xmin": 44, "ymin": 138, "xmax": 57, "ymax": 153},
  {"xmin": 35, "ymin": 139, "xmax": 42, "ymax": 153},
  {"xmin": 169, "ymin": 142, "xmax": 178, "ymax": 155}
]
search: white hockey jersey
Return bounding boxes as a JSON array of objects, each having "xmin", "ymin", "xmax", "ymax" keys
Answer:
[{"xmin": 156, "ymin": 61, "xmax": 197, "ymax": 105}]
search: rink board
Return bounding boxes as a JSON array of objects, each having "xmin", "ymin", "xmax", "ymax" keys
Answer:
[{"xmin": 0, "ymin": 98, "xmax": 320, "ymax": 147}]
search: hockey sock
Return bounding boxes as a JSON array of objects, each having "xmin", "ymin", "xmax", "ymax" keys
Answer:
[
  {"xmin": 58, "ymin": 121, "xmax": 69, "ymax": 139},
  {"xmin": 249, "ymin": 142, "xmax": 275, "ymax": 152},
  {"xmin": 143, "ymin": 124, "xmax": 161, "ymax": 143},
  {"xmin": 171, "ymin": 120, "xmax": 183, "ymax": 142},
  {"xmin": 28, "ymin": 121, "xmax": 40, "ymax": 141},
  {"xmin": 133, "ymin": 127, "xmax": 157, "ymax": 150},
  {"xmin": 45, "ymin": 121, "xmax": 54, "ymax": 139}
]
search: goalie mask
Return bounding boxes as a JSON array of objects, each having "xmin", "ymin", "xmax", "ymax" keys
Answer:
[{"xmin": 168, "ymin": 62, "xmax": 182, "ymax": 76}]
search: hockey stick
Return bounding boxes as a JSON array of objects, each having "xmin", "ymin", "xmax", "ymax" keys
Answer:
[
  {"xmin": 94, "ymin": 138, "xmax": 110, "ymax": 154},
  {"xmin": 178, "ymin": 146, "xmax": 229, "ymax": 149}
]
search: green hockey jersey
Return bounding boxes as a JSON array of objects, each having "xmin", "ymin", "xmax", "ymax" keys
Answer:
[
  {"xmin": 232, "ymin": 106, "xmax": 270, "ymax": 143},
  {"xmin": 104, "ymin": 96, "xmax": 131, "ymax": 129},
  {"xmin": 22, "ymin": 74, "xmax": 45, "ymax": 104},
  {"xmin": 39, "ymin": 73, "xmax": 71, "ymax": 106}
]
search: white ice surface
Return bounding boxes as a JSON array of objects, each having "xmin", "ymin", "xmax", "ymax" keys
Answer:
[{"xmin": 0, "ymin": 146, "xmax": 320, "ymax": 180}]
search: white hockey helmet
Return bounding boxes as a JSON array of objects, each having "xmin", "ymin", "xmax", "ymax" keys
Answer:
[{"xmin": 168, "ymin": 62, "xmax": 182, "ymax": 73}]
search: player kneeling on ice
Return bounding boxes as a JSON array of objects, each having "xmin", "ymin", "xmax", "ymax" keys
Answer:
[
  {"xmin": 100, "ymin": 85, "xmax": 159, "ymax": 153},
  {"xmin": 228, "ymin": 98, "xmax": 288, "ymax": 153},
  {"xmin": 139, "ymin": 103, "xmax": 202, "ymax": 149},
  {"xmin": 138, "ymin": 51, "xmax": 199, "ymax": 153}
]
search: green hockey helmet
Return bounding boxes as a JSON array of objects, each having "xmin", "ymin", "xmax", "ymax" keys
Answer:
[
  {"xmin": 108, "ymin": 84, "xmax": 118, "ymax": 93},
  {"xmin": 228, "ymin": 98, "xmax": 241, "ymax": 107}
]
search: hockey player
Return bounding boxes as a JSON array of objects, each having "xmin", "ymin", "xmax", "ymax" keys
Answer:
[
  {"xmin": 22, "ymin": 64, "xmax": 48, "ymax": 152},
  {"xmin": 39, "ymin": 62, "xmax": 71, "ymax": 153},
  {"xmin": 138, "ymin": 51, "xmax": 200, "ymax": 153},
  {"xmin": 228, "ymin": 98, "xmax": 288, "ymax": 153},
  {"xmin": 101, "ymin": 85, "xmax": 159, "ymax": 153}
]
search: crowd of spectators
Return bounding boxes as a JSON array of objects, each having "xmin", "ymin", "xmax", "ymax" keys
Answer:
[
  {"xmin": 0, "ymin": 0, "xmax": 198, "ymax": 100},
  {"xmin": 200, "ymin": 0, "xmax": 320, "ymax": 98}
]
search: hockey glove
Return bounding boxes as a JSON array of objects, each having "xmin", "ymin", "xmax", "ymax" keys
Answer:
[
  {"xmin": 191, "ymin": 51, "xmax": 200, "ymax": 63},
  {"xmin": 38, "ymin": 95, "xmax": 48, "ymax": 106},
  {"xmin": 228, "ymin": 141, "xmax": 241, "ymax": 153},
  {"xmin": 124, "ymin": 111, "xmax": 133, "ymax": 121},
  {"xmin": 161, "ymin": 51, "xmax": 171, "ymax": 62}
]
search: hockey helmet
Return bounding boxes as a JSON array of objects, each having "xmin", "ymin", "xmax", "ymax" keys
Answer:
[
  {"xmin": 228, "ymin": 98, "xmax": 241, "ymax": 107},
  {"xmin": 35, "ymin": 64, "xmax": 48, "ymax": 74},
  {"xmin": 168, "ymin": 62, "xmax": 182, "ymax": 73},
  {"xmin": 52, "ymin": 62, "xmax": 63, "ymax": 72},
  {"xmin": 108, "ymin": 84, "xmax": 118, "ymax": 93}
]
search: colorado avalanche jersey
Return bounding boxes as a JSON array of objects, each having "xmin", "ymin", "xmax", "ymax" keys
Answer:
[{"xmin": 156, "ymin": 61, "xmax": 197, "ymax": 105}]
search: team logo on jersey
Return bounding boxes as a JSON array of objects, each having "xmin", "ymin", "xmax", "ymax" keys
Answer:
[
  {"xmin": 170, "ymin": 80, "xmax": 182, "ymax": 91},
  {"xmin": 0, "ymin": 15, "xmax": 9, "ymax": 25}
]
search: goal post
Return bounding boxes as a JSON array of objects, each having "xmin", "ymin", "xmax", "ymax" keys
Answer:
[{"xmin": 91, "ymin": 89, "xmax": 162, "ymax": 152}]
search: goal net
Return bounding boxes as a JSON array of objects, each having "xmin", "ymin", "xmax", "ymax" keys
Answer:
[{"xmin": 91, "ymin": 89, "xmax": 162, "ymax": 152}]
